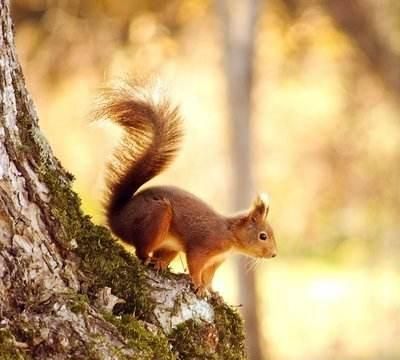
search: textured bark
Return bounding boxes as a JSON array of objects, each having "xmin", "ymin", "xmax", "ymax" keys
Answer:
[{"xmin": 0, "ymin": 1, "xmax": 245, "ymax": 359}]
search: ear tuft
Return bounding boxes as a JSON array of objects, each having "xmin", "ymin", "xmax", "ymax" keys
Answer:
[
  {"xmin": 250, "ymin": 192, "xmax": 270, "ymax": 221},
  {"xmin": 255, "ymin": 193, "xmax": 270, "ymax": 209}
]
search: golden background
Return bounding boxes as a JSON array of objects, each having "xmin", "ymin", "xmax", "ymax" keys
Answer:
[{"xmin": 13, "ymin": 1, "xmax": 400, "ymax": 359}]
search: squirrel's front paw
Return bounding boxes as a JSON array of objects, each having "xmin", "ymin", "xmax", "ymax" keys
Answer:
[{"xmin": 193, "ymin": 284, "xmax": 209, "ymax": 297}]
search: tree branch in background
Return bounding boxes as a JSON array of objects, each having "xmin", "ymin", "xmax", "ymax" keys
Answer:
[
  {"xmin": 280, "ymin": 0, "xmax": 400, "ymax": 99},
  {"xmin": 322, "ymin": 0, "xmax": 400, "ymax": 99}
]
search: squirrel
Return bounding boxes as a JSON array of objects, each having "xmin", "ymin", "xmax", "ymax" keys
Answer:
[{"xmin": 95, "ymin": 81, "xmax": 277, "ymax": 295}]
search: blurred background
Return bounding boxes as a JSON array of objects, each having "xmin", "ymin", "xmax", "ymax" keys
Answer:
[{"xmin": 12, "ymin": 0, "xmax": 400, "ymax": 359}]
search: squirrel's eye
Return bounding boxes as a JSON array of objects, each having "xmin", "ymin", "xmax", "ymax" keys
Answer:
[{"xmin": 259, "ymin": 232, "xmax": 268, "ymax": 241}]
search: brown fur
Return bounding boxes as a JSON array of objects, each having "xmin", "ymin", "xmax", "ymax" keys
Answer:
[{"xmin": 95, "ymin": 81, "xmax": 277, "ymax": 295}]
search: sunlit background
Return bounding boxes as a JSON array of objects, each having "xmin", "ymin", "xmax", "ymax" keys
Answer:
[{"xmin": 13, "ymin": 0, "xmax": 400, "ymax": 359}]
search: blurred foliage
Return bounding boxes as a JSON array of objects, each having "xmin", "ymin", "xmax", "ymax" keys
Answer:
[
  {"xmin": 11, "ymin": 0, "xmax": 400, "ymax": 359},
  {"xmin": 13, "ymin": 0, "xmax": 209, "ymax": 81}
]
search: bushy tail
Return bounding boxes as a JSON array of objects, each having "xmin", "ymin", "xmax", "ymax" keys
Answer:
[{"xmin": 93, "ymin": 81, "xmax": 183, "ymax": 221}]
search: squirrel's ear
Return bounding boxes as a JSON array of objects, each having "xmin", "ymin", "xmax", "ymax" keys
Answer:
[{"xmin": 249, "ymin": 193, "xmax": 270, "ymax": 222}]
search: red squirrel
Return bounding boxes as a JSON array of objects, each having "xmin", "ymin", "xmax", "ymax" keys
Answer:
[{"xmin": 95, "ymin": 81, "xmax": 277, "ymax": 295}]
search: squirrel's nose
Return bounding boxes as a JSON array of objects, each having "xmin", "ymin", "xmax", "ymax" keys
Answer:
[{"xmin": 271, "ymin": 253, "xmax": 277, "ymax": 258}]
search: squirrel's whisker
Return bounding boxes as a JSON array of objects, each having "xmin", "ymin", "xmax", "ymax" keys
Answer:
[{"xmin": 245, "ymin": 259, "xmax": 257, "ymax": 273}]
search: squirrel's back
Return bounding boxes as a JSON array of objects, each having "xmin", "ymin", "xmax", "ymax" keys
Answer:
[
  {"xmin": 117, "ymin": 185, "xmax": 227, "ymax": 242},
  {"xmin": 93, "ymin": 82, "xmax": 183, "ymax": 228}
]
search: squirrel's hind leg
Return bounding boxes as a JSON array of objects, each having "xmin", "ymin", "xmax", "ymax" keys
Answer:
[
  {"xmin": 132, "ymin": 198, "xmax": 172, "ymax": 263},
  {"xmin": 151, "ymin": 248, "xmax": 178, "ymax": 271}
]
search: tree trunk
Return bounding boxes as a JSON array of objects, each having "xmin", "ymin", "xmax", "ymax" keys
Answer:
[
  {"xmin": 216, "ymin": 1, "xmax": 266, "ymax": 360},
  {"xmin": 0, "ymin": 1, "xmax": 246, "ymax": 359}
]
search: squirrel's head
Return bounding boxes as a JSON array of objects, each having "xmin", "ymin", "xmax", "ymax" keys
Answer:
[{"xmin": 231, "ymin": 193, "xmax": 277, "ymax": 259}]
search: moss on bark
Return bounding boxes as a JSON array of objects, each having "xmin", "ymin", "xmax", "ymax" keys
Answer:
[
  {"xmin": 169, "ymin": 299, "xmax": 246, "ymax": 360},
  {"xmin": 103, "ymin": 313, "xmax": 175, "ymax": 360},
  {"xmin": 0, "ymin": 330, "xmax": 30, "ymax": 360}
]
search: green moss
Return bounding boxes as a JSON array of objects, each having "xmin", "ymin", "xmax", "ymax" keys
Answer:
[
  {"xmin": 36, "ymin": 156, "xmax": 154, "ymax": 315},
  {"xmin": 169, "ymin": 299, "xmax": 246, "ymax": 360},
  {"xmin": 69, "ymin": 294, "xmax": 90, "ymax": 314},
  {"xmin": 170, "ymin": 320, "xmax": 218, "ymax": 360},
  {"xmin": 0, "ymin": 330, "xmax": 29, "ymax": 360},
  {"xmin": 103, "ymin": 313, "xmax": 175, "ymax": 360},
  {"xmin": 75, "ymin": 219, "xmax": 155, "ymax": 318},
  {"xmin": 10, "ymin": 322, "xmax": 36, "ymax": 351},
  {"xmin": 211, "ymin": 299, "xmax": 246, "ymax": 360}
]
